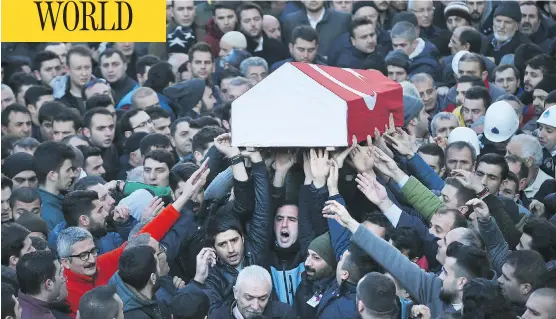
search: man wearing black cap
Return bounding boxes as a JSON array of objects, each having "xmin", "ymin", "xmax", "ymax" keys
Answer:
[
  {"xmin": 356, "ymin": 272, "xmax": 400, "ymax": 319},
  {"xmin": 385, "ymin": 50, "xmax": 410, "ymax": 83},
  {"xmin": 482, "ymin": 1, "xmax": 532, "ymax": 65},
  {"xmin": 2, "ymin": 152, "xmax": 37, "ymax": 189}
]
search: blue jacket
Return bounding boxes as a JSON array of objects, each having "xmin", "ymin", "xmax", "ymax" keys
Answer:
[
  {"xmin": 37, "ymin": 188, "xmax": 64, "ymax": 231},
  {"xmin": 117, "ymin": 91, "xmax": 175, "ymax": 120},
  {"xmin": 409, "ymin": 41, "xmax": 441, "ymax": 81},
  {"xmin": 110, "ymin": 272, "xmax": 171, "ymax": 319},
  {"xmin": 48, "ymin": 221, "xmax": 123, "ymax": 255}
]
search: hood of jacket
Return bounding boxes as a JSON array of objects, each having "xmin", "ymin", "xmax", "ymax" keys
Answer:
[
  {"xmin": 410, "ymin": 38, "xmax": 439, "ymax": 60},
  {"xmin": 163, "ymin": 79, "xmax": 205, "ymax": 116},
  {"xmin": 110, "ymin": 272, "xmax": 158, "ymax": 313},
  {"xmin": 50, "ymin": 75, "xmax": 70, "ymax": 99},
  {"xmin": 205, "ymin": 18, "xmax": 224, "ymax": 40}
]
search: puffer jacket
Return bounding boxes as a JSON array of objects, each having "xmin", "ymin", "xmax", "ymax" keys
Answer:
[
  {"xmin": 110, "ymin": 272, "xmax": 171, "ymax": 319},
  {"xmin": 204, "ymin": 161, "xmax": 271, "ymax": 313}
]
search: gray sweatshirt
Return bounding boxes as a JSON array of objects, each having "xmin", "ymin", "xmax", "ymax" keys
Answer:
[{"xmin": 351, "ymin": 224, "xmax": 457, "ymax": 318}]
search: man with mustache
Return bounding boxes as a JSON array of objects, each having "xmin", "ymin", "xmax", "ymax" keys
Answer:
[
  {"xmin": 482, "ymin": 1, "xmax": 532, "ymax": 64},
  {"xmin": 520, "ymin": 1, "xmax": 556, "ymax": 46},
  {"xmin": 237, "ymin": 2, "xmax": 289, "ymax": 67},
  {"xmin": 467, "ymin": 0, "xmax": 495, "ymax": 35}
]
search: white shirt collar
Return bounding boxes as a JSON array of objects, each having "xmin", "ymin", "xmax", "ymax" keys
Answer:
[
  {"xmin": 307, "ymin": 9, "xmax": 325, "ymax": 29},
  {"xmin": 524, "ymin": 168, "xmax": 553, "ymax": 197},
  {"xmin": 255, "ymin": 36, "xmax": 264, "ymax": 52}
]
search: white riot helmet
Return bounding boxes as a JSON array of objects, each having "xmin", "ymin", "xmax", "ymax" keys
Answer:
[
  {"xmin": 483, "ymin": 101, "xmax": 520, "ymax": 143},
  {"xmin": 448, "ymin": 127, "xmax": 481, "ymax": 155},
  {"xmin": 537, "ymin": 105, "xmax": 556, "ymax": 128}
]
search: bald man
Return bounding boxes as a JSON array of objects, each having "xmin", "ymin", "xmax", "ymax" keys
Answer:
[
  {"xmin": 522, "ymin": 288, "xmax": 556, "ymax": 319},
  {"xmin": 263, "ymin": 15, "xmax": 282, "ymax": 40}
]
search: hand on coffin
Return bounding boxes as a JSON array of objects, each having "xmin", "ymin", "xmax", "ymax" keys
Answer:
[
  {"xmin": 374, "ymin": 127, "xmax": 395, "ymax": 159},
  {"xmin": 303, "ymin": 151, "xmax": 313, "ymax": 185},
  {"xmin": 322, "ymin": 200, "xmax": 359, "ymax": 233},
  {"xmin": 310, "ymin": 148, "xmax": 331, "ymax": 189},
  {"xmin": 274, "ymin": 151, "xmax": 295, "ymax": 173},
  {"xmin": 327, "ymin": 159, "xmax": 340, "ymax": 196},
  {"xmin": 333, "ymin": 135, "xmax": 358, "ymax": 168},
  {"xmin": 372, "ymin": 147, "xmax": 406, "ymax": 183},
  {"xmin": 240, "ymin": 149, "xmax": 263, "ymax": 163},
  {"xmin": 383, "ymin": 128, "xmax": 416, "ymax": 158},
  {"xmin": 355, "ymin": 172, "xmax": 393, "ymax": 212},
  {"xmin": 349, "ymin": 142, "xmax": 375, "ymax": 174},
  {"xmin": 214, "ymin": 133, "xmax": 240, "ymax": 158}
]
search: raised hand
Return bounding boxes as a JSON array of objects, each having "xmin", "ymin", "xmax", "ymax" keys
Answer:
[
  {"xmin": 173, "ymin": 276, "xmax": 186, "ymax": 289},
  {"xmin": 529, "ymin": 199, "xmax": 546, "ymax": 218},
  {"xmin": 384, "ymin": 127, "xmax": 416, "ymax": 157},
  {"xmin": 327, "ymin": 159, "xmax": 339, "ymax": 196},
  {"xmin": 194, "ymin": 247, "xmax": 217, "ymax": 284},
  {"xmin": 213, "ymin": 133, "xmax": 240, "ymax": 158},
  {"xmin": 374, "ymin": 127, "xmax": 394, "ymax": 159},
  {"xmin": 179, "ymin": 158, "xmax": 211, "ymax": 202},
  {"xmin": 303, "ymin": 151, "xmax": 313, "ymax": 185},
  {"xmin": 322, "ymin": 200, "xmax": 359, "ymax": 232},
  {"xmin": 433, "ymin": 135, "xmax": 447, "ymax": 150},
  {"xmin": 142, "ymin": 197, "xmax": 165, "ymax": 221},
  {"xmin": 451, "ymin": 169, "xmax": 484, "ymax": 193},
  {"xmin": 349, "ymin": 143, "xmax": 375, "ymax": 173},
  {"xmin": 113, "ymin": 205, "xmax": 131, "ymax": 223},
  {"xmin": 274, "ymin": 151, "xmax": 295, "ymax": 172},
  {"xmin": 310, "ymin": 148, "xmax": 330, "ymax": 188},
  {"xmin": 240, "ymin": 148, "xmax": 263, "ymax": 163},
  {"xmin": 465, "ymin": 198, "xmax": 490, "ymax": 222},
  {"xmin": 372, "ymin": 147, "xmax": 404, "ymax": 181},
  {"xmin": 356, "ymin": 172, "xmax": 391, "ymax": 210},
  {"xmin": 333, "ymin": 135, "xmax": 358, "ymax": 168}
]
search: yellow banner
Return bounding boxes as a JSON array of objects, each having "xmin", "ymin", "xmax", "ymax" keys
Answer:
[{"xmin": 2, "ymin": 0, "xmax": 166, "ymax": 42}]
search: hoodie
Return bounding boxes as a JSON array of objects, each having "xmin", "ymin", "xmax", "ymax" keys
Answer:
[
  {"xmin": 110, "ymin": 272, "xmax": 171, "ymax": 319},
  {"xmin": 163, "ymin": 79, "xmax": 205, "ymax": 118},
  {"xmin": 37, "ymin": 188, "xmax": 64, "ymax": 231},
  {"xmin": 408, "ymin": 39, "xmax": 441, "ymax": 81}
]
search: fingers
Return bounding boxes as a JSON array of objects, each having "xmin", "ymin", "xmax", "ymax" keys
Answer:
[
  {"xmin": 310, "ymin": 148, "xmax": 317, "ymax": 161},
  {"xmin": 366, "ymin": 134, "xmax": 372, "ymax": 146},
  {"xmin": 351, "ymin": 135, "xmax": 357, "ymax": 147},
  {"xmin": 389, "ymin": 113, "xmax": 395, "ymax": 130},
  {"xmin": 465, "ymin": 198, "xmax": 482, "ymax": 206}
]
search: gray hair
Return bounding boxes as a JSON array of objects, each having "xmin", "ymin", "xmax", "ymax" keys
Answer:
[
  {"xmin": 400, "ymin": 81, "xmax": 420, "ymax": 99},
  {"xmin": 509, "ymin": 134, "xmax": 543, "ymax": 167},
  {"xmin": 410, "ymin": 73, "xmax": 435, "ymax": 86},
  {"xmin": 239, "ymin": 57, "xmax": 268, "ymax": 77},
  {"xmin": 125, "ymin": 233, "xmax": 151, "ymax": 250},
  {"xmin": 495, "ymin": 94, "xmax": 524, "ymax": 114},
  {"xmin": 228, "ymin": 76, "xmax": 253, "ymax": 89},
  {"xmin": 407, "ymin": 0, "xmax": 433, "ymax": 11},
  {"xmin": 391, "ymin": 21, "xmax": 418, "ymax": 43},
  {"xmin": 431, "ymin": 112, "xmax": 459, "ymax": 136},
  {"xmin": 57, "ymin": 227, "xmax": 93, "ymax": 258},
  {"xmin": 235, "ymin": 265, "xmax": 272, "ymax": 292}
]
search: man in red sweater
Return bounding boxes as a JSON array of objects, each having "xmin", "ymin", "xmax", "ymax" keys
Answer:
[{"xmin": 57, "ymin": 160, "xmax": 210, "ymax": 317}]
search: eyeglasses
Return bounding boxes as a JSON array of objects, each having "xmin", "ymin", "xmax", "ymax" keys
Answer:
[
  {"xmin": 67, "ymin": 247, "xmax": 100, "ymax": 261},
  {"xmin": 133, "ymin": 118, "xmax": 153, "ymax": 130}
]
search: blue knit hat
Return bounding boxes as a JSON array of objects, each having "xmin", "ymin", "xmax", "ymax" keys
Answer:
[{"xmin": 403, "ymin": 95, "xmax": 424, "ymax": 126}]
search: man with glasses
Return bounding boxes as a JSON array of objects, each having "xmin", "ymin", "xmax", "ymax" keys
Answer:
[
  {"xmin": 119, "ymin": 109, "xmax": 155, "ymax": 138},
  {"xmin": 16, "ymin": 250, "xmax": 68, "ymax": 318}
]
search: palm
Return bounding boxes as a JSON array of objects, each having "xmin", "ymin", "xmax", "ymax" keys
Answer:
[
  {"xmin": 275, "ymin": 152, "xmax": 294, "ymax": 171},
  {"xmin": 350, "ymin": 146, "xmax": 374, "ymax": 173},
  {"xmin": 310, "ymin": 149, "xmax": 330, "ymax": 180},
  {"xmin": 356, "ymin": 173, "xmax": 387, "ymax": 205}
]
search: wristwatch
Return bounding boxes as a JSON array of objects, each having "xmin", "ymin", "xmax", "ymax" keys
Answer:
[{"xmin": 228, "ymin": 154, "xmax": 244, "ymax": 166}]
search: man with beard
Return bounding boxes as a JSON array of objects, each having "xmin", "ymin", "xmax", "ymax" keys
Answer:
[
  {"xmin": 203, "ymin": 3, "xmax": 238, "ymax": 57},
  {"xmin": 372, "ymin": 0, "xmax": 395, "ymax": 30},
  {"xmin": 282, "ymin": 0, "xmax": 351, "ymax": 59},
  {"xmin": 520, "ymin": 2, "xmax": 556, "ymax": 46},
  {"xmin": 111, "ymin": 245, "xmax": 171, "ymax": 318},
  {"xmin": 467, "ymin": 0, "xmax": 496, "ymax": 35},
  {"xmin": 49, "ymin": 190, "xmax": 121, "ymax": 255},
  {"xmin": 237, "ymin": 2, "xmax": 289, "ymax": 67},
  {"xmin": 322, "ymin": 200, "xmax": 492, "ymax": 318},
  {"xmin": 16, "ymin": 250, "xmax": 67, "ymax": 319},
  {"xmin": 523, "ymin": 75, "xmax": 556, "ymax": 132},
  {"xmin": 482, "ymin": 1, "xmax": 532, "ymax": 65},
  {"xmin": 33, "ymin": 141, "xmax": 76, "ymax": 230},
  {"xmin": 271, "ymin": 26, "xmax": 326, "ymax": 72}
]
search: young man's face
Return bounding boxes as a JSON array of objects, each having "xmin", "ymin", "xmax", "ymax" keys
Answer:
[
  {"xmin": 494, "ymin": 68, "xmax": 520, "ymax": 95},
  {"xmin": 214, "ymin": 229, "xmax": 244, "ymax": 267},
  {"xmin": 274, "ymin": 205, "xmax": 299, "ymax": 249},
  {"xmin": 462, "ymin": 98, "xmax": 486, "ymax": 127},
  {"xmin": 304, "ymin": 249, "xmax": 333, "ymax": 281},
  {"xmin": 538, "ymin": 123, "xmax": 556, "ymax": 152},
  {"xmin": 36, "ymin": 57, "xmax": 62, "ymax": 85},
  {"xmin": 522, "ymin": 291, "xmax": 556, "ymax": 319},
  {"xmin": 85, "ymin": 155, "xmax": 106, "ymax": 177},
  {"xmin": 12, "ymin": 199, "xmax": 41, "ymax": 221},
  {"xmin": 429, "ymin": 212, "xmax": 455, "ymax": 239},
  {"xmin": 143, "ymin": 158, "xmax": 170, "ymax": 187},
  {"xmin": 418, "ymin": 151, "xmax": 443, "ymax": 175},
  {"xmin": 214, "ymin": 8, "xmax": 237, "ymax": 33},
  {"xmin": 391, "ymin": 37, "xmax": 415, "ymax": 56},
  {"xmin": 455, "ymin": 82, "xmax": 473, "ymax": 106},
  {"xmin": 171, "ymin": 0, "xmax": 195, "ymax": 27},
  {"xmin": 152, "ymin": 116, "xmax": 172, "ymax": 138},
  {"xmin": 289, "ymin": 38, "xmax": 318, "ymax": 63},
  {"xmin": 498, "ymin": 263, "xmax": 527, "ymax": 303},
  {"xmin": 350, "ymin": 23, "xmax": 377, "ymax": 54},
  {"xmin": 129, "ymin": 111, "xmax": 154, "ymax": 134},
  {"xmin": 1, "ymin": 187, "xmax": 12, "ymax": 222},
  {"xmin": 12, "ymin": 171, "xmax": 38, "ymax": 189},
  {"xmin": 68, "ymin": 54, "xmax": 93, "ymax": 88},
  {"xmin": 189, "ymin": 51, "xmax": 213, "ymax": 80},
  {"xmin": 523, "ymin": 65, "xmax": 543, "ymax": 93},
  {"xmin": 100, "ymin": 54, "xmax": 127, "ymax": 83},
  {"xmin": 387, "ymin": 65, "xmax": 408, "ymax": 83},
  {"xmin": 239, "ymin": 8, "xmax": 262, "ymax": 39},
  {"xmin": 171, "ymin": 121, "xmax": 193, "ymax": 156},
  {"xmin": 52, "ymin": 120, "xmax": 77, "ymax": 142},
  {"xmin": 499, "ymin": 179, "xmax": 519, "ymax": 202},
  {"xmin": 475, "ymin": 162, "xmax": 503, "ymax": 195},
  {"xmin": 446, "ymin": 15, "xmax": 469, "ymax": 32},
  {"xmin": 533, "ymin": 89, "xmax": 549, "ymax": 116},
  {"xmin": 87, "ymin": 114, "xmax": 115, "ymax": 148},
  {"xmin": 3, "ymin": 111, "xmax": 32, "ymax": 138}
]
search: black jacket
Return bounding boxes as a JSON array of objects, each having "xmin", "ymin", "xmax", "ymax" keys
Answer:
[
  {"xmin": 110, "ymin": 76, "xmax": 138, "ymax": 105},
  {"xmin": 293, "ymin": 274, "xmax": 335, "ymax": 319},
  {"xmin": 246, "ymin": 33, "xmax": 290, "ymax": 68},
  {"xmin": 204, "ymin": 162, "xmax": 272, "ymax": 313},
  {"xmin": 482, "ymin": 31, "xmax": 532, "ymax": 65},
  {"xmin": 211, "ymin": 299, "xmax": 296, "ymax": 319}
]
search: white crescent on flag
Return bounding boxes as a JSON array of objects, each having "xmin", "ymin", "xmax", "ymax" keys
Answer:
[{"xmin": 308, "ymin": 64, "xmax": 378, "ymax": 111}]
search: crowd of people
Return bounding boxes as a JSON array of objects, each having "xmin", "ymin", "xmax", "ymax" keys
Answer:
[{"xmin": 2, "ymin": 0, "xmax": 556, "ymax": 318}]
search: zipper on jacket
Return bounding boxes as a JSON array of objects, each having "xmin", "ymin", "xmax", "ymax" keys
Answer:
[
  {"xmin": 282, "ymin": 264, "xmax": 291, "ymax": 305},
  {"xmin": 288, "ymin": 274, "xmax": 294, "ymax": 302}
]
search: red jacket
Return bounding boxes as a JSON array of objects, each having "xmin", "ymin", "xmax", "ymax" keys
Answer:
[
  {"xmin": 64, "ymin": 205, "xmax": 180, "ymax": 317},
  {"xmin": 203, "ymin": 18, "xmax": 225, "ymax": 57}
]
